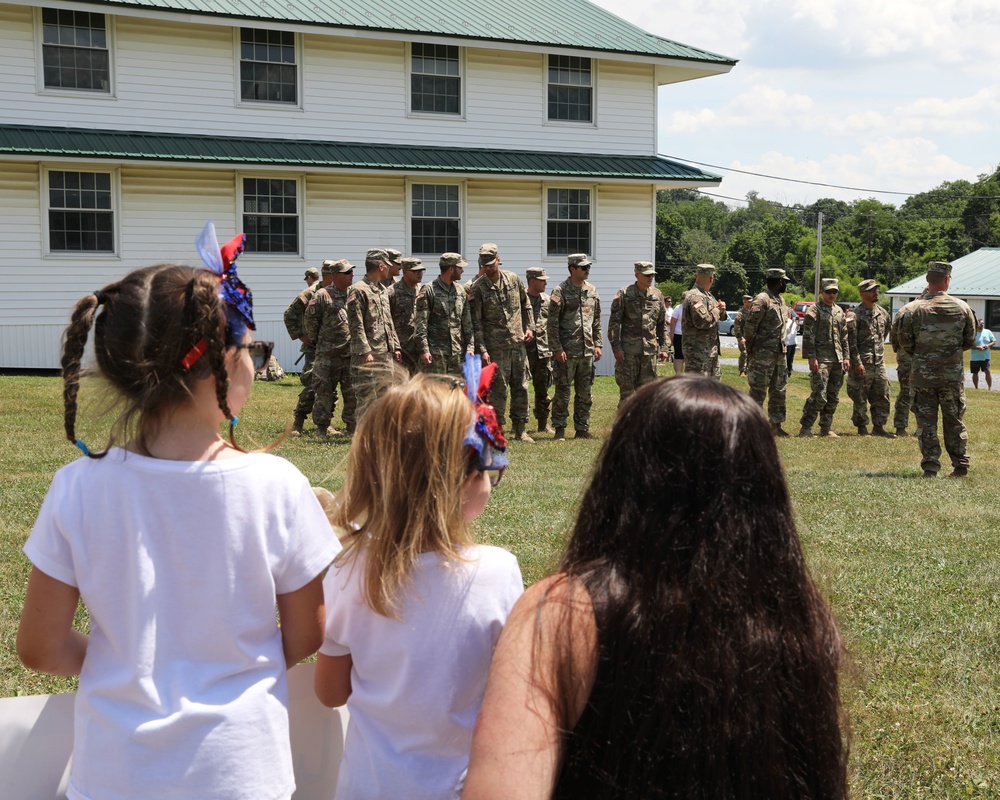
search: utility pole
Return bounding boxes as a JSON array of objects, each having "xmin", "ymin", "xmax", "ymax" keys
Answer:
[
  {"xmin": 866, "ymin": 214, "xmax": 872, "ymax": 279},
  {"xmin": 813, "ymin": 212, "xmax": 823, "ymax": 299}
]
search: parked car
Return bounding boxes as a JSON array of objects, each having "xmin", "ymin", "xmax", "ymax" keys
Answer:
[
  {"xmin": 836, "ymin": 301, "xmax": 859, "ymax": 314},
  {"xmin": 794, "ymin": 301, "xmax": 815, "ymax": 332},
  {"xmin": 719, "ymin": 310, "xmax": 738, "ymax": 336}
]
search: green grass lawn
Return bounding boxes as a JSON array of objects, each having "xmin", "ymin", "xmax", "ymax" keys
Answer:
[{"xmin": 2, "ymin": 366, "xmax": 998, "ymax": 797}]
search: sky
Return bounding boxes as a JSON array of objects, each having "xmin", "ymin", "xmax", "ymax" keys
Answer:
[{"xmin": 590, "ymin": 0, "xmax": 1000, "ymax": 209}]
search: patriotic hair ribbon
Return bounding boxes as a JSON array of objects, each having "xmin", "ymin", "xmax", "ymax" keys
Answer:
[
  {"xmin": 195, "ymin": 220, "xmax": 255, "ymax": 337},
  {"xmin": 462, "ymin": 353, "xmax": 508, "ymax": 469}
]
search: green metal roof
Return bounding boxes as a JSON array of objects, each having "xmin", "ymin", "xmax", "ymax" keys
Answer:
[
  {"xmin": 80, "ymin": 0, "xmax": 736, "ymax": 64},
  {"xmin": 889, "ymin": 248, "xmax": 1000, "ymax": 297},
  {"xmin": 0, "ymin": 125, "xmax": 723, "ymax": 183}
]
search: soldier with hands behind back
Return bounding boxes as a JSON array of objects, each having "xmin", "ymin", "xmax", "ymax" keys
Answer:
[{"xmin": 608, "ymin": 261, "xmax": 668, "ymax": 409}]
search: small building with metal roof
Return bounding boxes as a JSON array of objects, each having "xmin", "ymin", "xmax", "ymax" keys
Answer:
[
  {"xmin": 0, "ymin": 0, "xmax": 736, "ymax": 370},
  {"xmin": 887, "ymin": 249, "xmax": 1000, "ymax": 327}
]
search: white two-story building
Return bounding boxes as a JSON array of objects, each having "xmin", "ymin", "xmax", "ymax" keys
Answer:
[{"xmin": 0, "ymin": 0, "xmax": 735, "ymax": 370}]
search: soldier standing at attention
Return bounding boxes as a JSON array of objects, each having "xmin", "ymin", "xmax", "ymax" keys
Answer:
[
  {"xmin": 414, "ymin": 253, "xmax": 475, "ymax": 378},
  {"xmin": 388, "ymin": 257, "xmax": 425, "ymax": 376},
  {"xmin": 798, "ymin": 278, "xmax": 850, "ymax": 437},
  {"xmin": 469, "ymin": 244, "xmax": 536, "ymax": 442},
  {"xmin": 284, "ymin": 263, "xmax": 326, "ymax": 435},
  {"xmin": 547, "ymin": 253, "xmax": 602, "ymax": 441},
  {"xmin": 733, "ymin": 294, "xmax": 753, "ymax": 377},
  {"xmin": 847, "ymin": 279, "xmax": 894, "ymax": 437},
  {"xmin": 464, "ymin": 245, "xmax": 492, "ymax": 295},
  {"xmin": 681, "ymin": 264, "xmax": 727, "ymax": 378},
  {"xmin": 743, "ymin": 268, "xmax": 790, "ymax": 436},
  {"xmin": 608, "ymin": 261, "xmax": 668, "ymax": 409},
  {"xmin": 383, "ymin": 249, "xmax": 403, "ymax": 287},
  {"xmin": 348, "ymin": 248, "xmax": 402, "ymax": 415},
  {"xmin": 306, "ymin": 259, "xmax": 357, "ymax": 438},
  {"xmin": 897, "ymin": 261, "xmax": 976, "ymax": 477},
  {"xmin": 525, "ymin": 268, "xmax": 554, "ymax": 434}
]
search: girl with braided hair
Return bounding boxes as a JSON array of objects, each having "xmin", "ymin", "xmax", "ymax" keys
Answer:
[{"xmin": 17, "ymin": 223, "xmax": 340, "ymax": 800}]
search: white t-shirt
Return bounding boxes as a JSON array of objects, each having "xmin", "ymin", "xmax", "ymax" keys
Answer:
[
  {"xmin": 671, "ymin": 302, "xmax": 684, "ymax": 336},
  {"xmin": 785, "ymin": 316, "xmax": 798, "ymax": 346},
  {"xmin": 321, "ymin": 545, "xmax": 523, "ymax": 800},
  {"xmin": 24, "ymin": 448, "xmax": 341, "ymax": 800}
]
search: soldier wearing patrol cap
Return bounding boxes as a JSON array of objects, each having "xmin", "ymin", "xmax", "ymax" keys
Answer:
[
  {"xmin": 304, "ymin": 266, "xmax": 320, "ymax": 287},
  {"xmin": 607, "ymin": 261, "xmax": 668, "ymax": 409},
  {"xmin": 546, "ymin": 253, "xmax": 602, "ymax": 440},
  {"xmin": 348, "ymin": 248, "xmax": 402, "ymax": 416},
  {"xmin": 896, "ymin": 260, "xmax": 976, "ymax": 477},
  {"xmin": 388, "ymin": 256, "xmax": 426, "ymax": 375},
  {"xmin": 743, "ymin": 268, "xmax": 790, "ymax": 435},
  {"xmin": 798, "ymin": 277, "xmax": 850, "ymax": 437},
  {"xmin": 525, "ymin": 267, "xmax": 554, "ymax": 433},
  {"xmin": 463, "ymin": 243, "xmax": 494, "ymax": 295},
  {"xmin": 733, "ymin": 294, "xmax": 753, "ymax": 376},
  {"xmin": 383, "ymin": 248, "xmax": 403, "ymax": 287},
  {"xmin": 306, "ymin": 259, "xmax": 357, "ymax": 437},
  {"xmin": 680, "ymin": 264, "xmax": 727, "ymax": 379},
  {"xmin": 847, "ymin": 278, "xmax": 894, "ymax": 437},
  {"xmin": 414, "ymin": 253, "xmax": 475, "ymax": 378},
  {"xmin": 284, "ymin": 261, "xmax": 331, "ymax": 434}
]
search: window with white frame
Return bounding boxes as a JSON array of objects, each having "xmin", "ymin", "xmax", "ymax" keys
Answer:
[
  {"xmin": 47, "ymin": 170, "xmax": 115, "ymax": 252},
  {"xmin": 242, "ymin": 178, "xmax": 299, "ymax": 253},
  {"xmin": 240, "ymin": 28, "xmax": 297, "ymax": 104},
  {"xmin": 411, "ymin": 44, "xmax": 461, "ymax": 115},
  {"xmin": 41, "ymin": 8, "xmax": 110, "ymax": 92},
  {"xmin": 546, "ymin": 188, "xmax": 592, "ymax": 256},
  {"xmin": 411, "ymin": 184, "xmax": 461, "ymax": 255},
  {"xmin": 547, "ymin": 55, "xmax": 592, "ymax": 122}
]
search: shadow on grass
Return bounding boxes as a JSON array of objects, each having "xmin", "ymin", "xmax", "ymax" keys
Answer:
[{"xmin": 858, "ymin": 470, "xmax": 926, "ymax": 479}]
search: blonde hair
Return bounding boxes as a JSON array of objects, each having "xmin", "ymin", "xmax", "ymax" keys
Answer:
[{"xmin": 332, "ymin": 373, "xmax": 476, "ymax": 617}]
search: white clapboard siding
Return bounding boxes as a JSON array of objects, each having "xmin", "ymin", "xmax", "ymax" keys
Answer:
[{"xmin": 3, "ymin": 6, "xmax": 656, "ymax": 156}]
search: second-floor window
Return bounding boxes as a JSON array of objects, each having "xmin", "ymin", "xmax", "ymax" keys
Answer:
[
  {"xmin": 242, "ymin": 177, "xmax": 299, "ymax": 253},
  {"xmin": 411, "ymin": 44, "xmax": 461, "ymax": 115},
  {"xmin": 411, "ymin": 184, "xmax": 461, "ymax": 255},
  {"xmin": 547, "ymin": 188, "xmax": 591, "ymax": 256},
  {"xmin": 48, "ymin": 170, "xmax": 115, "ymax": 252},
  {"xmin": 240, "ymin": 29, "xmax": 297, "ymax": 104},
  {"xmin": 42, "ymin": 9, "xmax": 110, "ymax": 92},
  {"xmin": 548, "ymin": 55, "xmax": 592, "ymax": 122}
]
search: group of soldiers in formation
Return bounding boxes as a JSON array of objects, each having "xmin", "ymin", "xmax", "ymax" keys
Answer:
[{"xmin": 283, "ymin": 249, "xmax": 977, "ymax": 476}]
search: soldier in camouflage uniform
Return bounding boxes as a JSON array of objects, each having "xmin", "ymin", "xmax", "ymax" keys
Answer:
[
  {"xmin": 608, "ymin": 261, "xmax": 668, "ymax": 409},
  {"xmin": 733, "ymin": 294, "xmax": 753, "ymax": 376},
  {"xmin": 890, "ymin": 291, "xmax": 924, "ymax": 436},
  {"xmin": 743, "ymin": 268, "xmax": 790, "ymax": 436},
  {"xmin": 798, "ymin": 278, "xmax": 850, "ymax": 437},
  {"xmin": 846, "ymin": 279, "xmax": 894, "ymax": 437},
  {"xmin": 305, "ymin": 259, "xmax": 357, "ymax": 437},
  {"xmin": 525, "ymin": 267, "xmax": 554, "ymax": 433},
  {"xmin": 284, "ymin": 263, "xmax": 327, "ymax": 435},
  {"xmin": 469, "ymin": 243, "xmax": 536, "ymax": 441},
  {"xmin": 896, "ymin": 261, "xmax": 976, "ymax": 477},
  {"xmin": 414, "ymin": 253, "xmax": 474, "ymax": 378},
  {"xmin": 388, "ymin": 256, "xmax": 425, "ymax": 375},
  {"xmin": 382, "ymin": 248, "xmax": 403, "ymax": 287},
  {"xmin": 348, "ymin": 248, "xmax": 402, "ymax": 416},
  {"xmin": 681, "ymin": 264, "xmax": 727, "ymax": 379},
  {"xmin": 547, "ymin": 253, "xmax": 602, "ymax": 440}
]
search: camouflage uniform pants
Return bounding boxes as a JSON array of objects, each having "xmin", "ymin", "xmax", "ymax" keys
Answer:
[
  {"xmin": 799, "ymin": 362, "xmax": 845, "ymax": 430},
  {"xmin": 420, "ymin": 353, "xmax": 465, "ymax": 380},
  {"xmin": 486, "ymin": 346, "xmax": 530, "ymax": 427},
  {"xmin": 312, "ymin": 355, "xmax": 356, "ymax": 432},
  {"xmin": 400, "ymin": 348, "xmax": 421, "ymax": 377},
  {"xmin": 552, "ymin": 356, "xmax": 595, "ymax": 432},
  {"xmin": 614, "ymin": 353, "xmax": 658, "ymax": 409},
  {"xmin": 893, "ymin": 358, "xmax": 914, "ymax": 431},
  {"xmin": 912, "ymin": 384, "xmax": 968, "ymax": 473},
  {"xmin": 846, "ymin": 361, "xmax": 891, "ymax": 428},
  {"xmin": 526, "ymin": 348, "xmax": 552, "ymax": 424},
  {"xmin": 293, "ymin": 347, "xmax": 316, "ymax": 419},
  {"xmin": 737, "ymin": 341, "xmax": 747, "ymax": 374},
  {"xmin": 682, "ymin": 342, "xmax": 721, "ymax": 379},
  {"xmin": 747, "ymin": 349, "xmax": 787, "ymax": 424},
  {"xmin": 351, "ymin": 352, "xmax": 395, "ymax": 420}
]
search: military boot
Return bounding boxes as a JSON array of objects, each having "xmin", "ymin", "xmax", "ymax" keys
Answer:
[
  {"xmin": 819, "ymin": 426, "xmax": 839, "ymax": 438},
  {"xmin": 895, "ymin": 427, "xmax": 908, "ymax": 437},
  {"xmin": 511, "ymin": 421, "xmax": 535, "ymax": 444},
  {"xmin": 315, "ymin": 425, "xmax": 328, "ymax": 440},
  {"xmin": 536, "ymin": 416, "xmax": 555, "ymax": 435},
  {"xmin": 574, "ymin": 430, "xmax": 595, "ymax": 440},
  {"xmin": 771, "ymin": 423, "xmax": 790, "ymax": 438},
  {"xmin": 291, "ymin": 415, "xmax": 306, "ymax": 437},
  {"xmin": 798, "ymin": 425, "xmax": 814, "ymax": 438},
  {"xmin": 857, "ymin": 424, "xmax": 869, "ymax": 436},
  {"xmin": 553, "ymin": 427, "xmax": 566, "ymax": 441},
  {"xmin": 949, "ymin": 466, "xmax": 969, "ymax": 478},
  {"xmin": 872, "ymin": 424, "xmax": 896, "ymax": 439}
]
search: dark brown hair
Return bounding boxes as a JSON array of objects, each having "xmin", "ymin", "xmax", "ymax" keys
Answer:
[
  {"xmin": 547, "ymin": 375, "xmax": 848, "ymax": 799},
  {"xmin": 62, "ymin": 264, "xmax": 238, "ymax": 457}
]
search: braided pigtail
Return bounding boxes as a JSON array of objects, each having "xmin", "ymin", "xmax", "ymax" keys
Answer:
[{"xmin": 61, "ymin": 292, "xmax": 103, "ymax": 457}]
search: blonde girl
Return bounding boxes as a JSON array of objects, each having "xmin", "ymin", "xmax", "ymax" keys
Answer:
[
  {"xmin": 315, "ymin": 363, "xmax": 523, "ymax": 800},
  {"xmin": 17, "ymin": 223, "xmax": 340, "ymax": 800}
]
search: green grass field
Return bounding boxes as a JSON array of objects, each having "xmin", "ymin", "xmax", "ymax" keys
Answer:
[{"xmin": 2, "ymin": 360, "xmax": 998, "ymax": 797}]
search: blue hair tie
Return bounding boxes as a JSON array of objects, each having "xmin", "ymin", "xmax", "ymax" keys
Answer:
[
  {"xmin": 229, "ymin": 416, "xmax": 239, "ymax": 427},
  {"xmin": 75, "ymin": 439, "xmax": 91, "ymax": 456}
]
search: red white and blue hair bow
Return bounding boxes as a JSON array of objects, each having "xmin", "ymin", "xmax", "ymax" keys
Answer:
[{"xmin": 463, "ymin": 353, "xmax": 508, "ymax": 469}]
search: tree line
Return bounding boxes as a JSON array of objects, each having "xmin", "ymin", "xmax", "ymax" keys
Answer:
[{"xmin": 655, "ymin": 167, "xmax": 1000, "ymax": 307}]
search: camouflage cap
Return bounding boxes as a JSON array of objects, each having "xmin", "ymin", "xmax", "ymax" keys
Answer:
[
  {"xmin": 696, "ymin": 263, "xmax": 716, "ymax": 276},
  {"xmin": 766, "ymin": 268, "xmax": 789, "ymax": 281},
  {"xmin": 385, "ymin": 248, "xmax": 403, "ymax": 266},
  {"xmin": 305, "ymin": 266, "xmax": 320, "ymax": 279},
  {"xmin": 857, "ymin": 279, "xmax": 879, "ymax": 293},
  {"xmin": 366, "ymin": 247, "xmax": 390, "ymax": 262},
  {"xmin": 742, "ymin": 294, "xmax": 753, "ymax": 301},
  {"xmin": 525, "ymin": 267, "xmax": 550, "ymax": 281},
  {"xmin": 401, "ymin": 256, "xmax": 425, "ymax": 271},
  {"xmin": 440, "ymin": 252, "xmax": 469, "ymax": 269},
  {"xmin": 321, "ymin": 259, "xmax": 338, "ymax": 274},
  {"xmin": 634, "ymin": 261, "xmax": 656, "ymax": 275},
  {"xmin": 568, "ymin": 253, "xmax": 592, "ymax": 268},
  {"xmin": 328, "ymin": 259, "xmax": 356, "ymax": 274},
  {"xmin": 821, "ymin": 277, "xmax": 839, "ymax": 291},
  {"xmin": 927, "ymin": 260, "xmax": 952, "ymax": 277},
  {"xmin": 479, "ymin": 243, "xmax": 499, "ymax": 265}
]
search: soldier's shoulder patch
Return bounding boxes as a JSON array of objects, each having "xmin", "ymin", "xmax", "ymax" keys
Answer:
[
  {"xmin": 693, "ymin": 301, "xmax": 705, "ymax": 310},
  {"xmin": 346, "ymin": 294, "xmax": 356, "ymax": 305},
  {"xmin": 549, "ymin": 294, "xmax": 561, "ymax": 305},
  {"xmin": 307, "ymin": 299, "xmax": 316, "ymax": 306}
]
